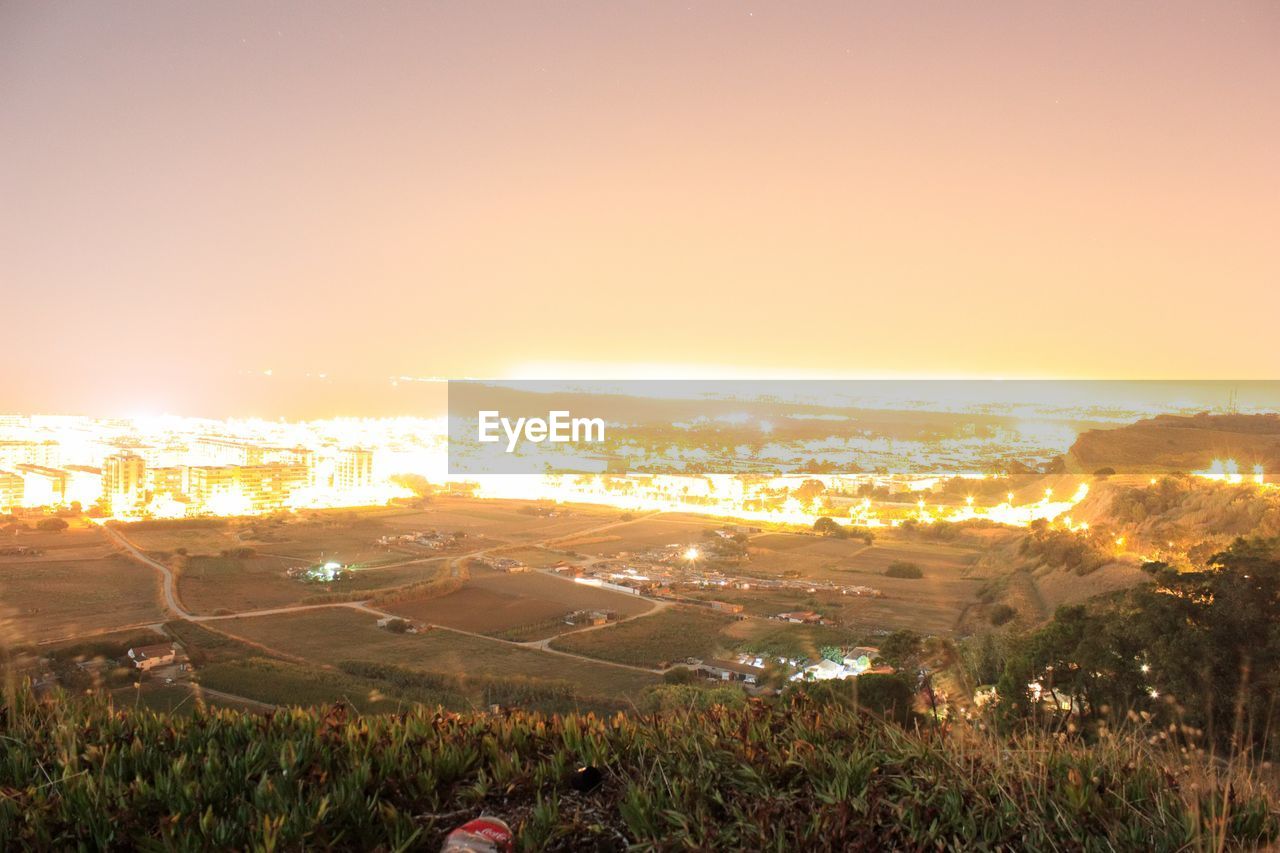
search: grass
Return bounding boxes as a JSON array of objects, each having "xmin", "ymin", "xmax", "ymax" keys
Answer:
[
  {"xmin": 0, "ymin": 684, "xmax": 1274, "ymax": 850},
  {"xmin": 549, "ymin": 607, "xmax": 734, "ymax": 668}
]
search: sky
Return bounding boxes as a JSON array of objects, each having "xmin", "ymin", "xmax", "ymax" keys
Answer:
[{"xmin": 2, "ymin": 2, "xmax": 1278, "ymax": 418}]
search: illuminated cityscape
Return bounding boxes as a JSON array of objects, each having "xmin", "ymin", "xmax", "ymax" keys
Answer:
[{"xmin": 3, "ymin": 410, "xmax": 1271, "ymax": 531}]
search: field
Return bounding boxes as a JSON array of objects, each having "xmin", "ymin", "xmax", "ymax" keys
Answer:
[
  {"xmin": 549, "ymin": 606, "xmax": 734, "ymax": 668},
  {"xmin": 122, "ymin": 514, "xmax": 440, "ymax": 567},
  {"xmin": 385, "ymin": 568, "xmax": 653, "ymax": 639},
  {"xmin": 194, "ymin": 657, "xmax": 431, "ymax": 712},
  {"xmin": 555, "ymin": 513, "xmax": 723, "ymax": 556},
  {"xmin": 0, "ymin": 554, "xmax": 164, "ymax": 645},
  {"xmin": 739, "ymin": 531, "xmax": 985, "ymax": 635},
  {"xmin": 388, "ymin": 499, "xmax": 624, "ymax": 545},
  {"xmin": 0, "ymin": 524, "xmax": 116, "ymax": 562},
  {"xmin": 177, "ymin": 553, "xmax": 448, "ymax": 614},
  {"xmin": 116, "ymin": 499, "xmax": 638, "ymax": 616},
  {"xmin": 208, "ymin": 607, "xmax": 657, "ymax": 698},
  {"xmin": 6, "ymin": 501, "xmax": 989, "ymax": 704},
  {"xmin": 722, "ymin": 619, "xmax": 862, "ymax": 660}
]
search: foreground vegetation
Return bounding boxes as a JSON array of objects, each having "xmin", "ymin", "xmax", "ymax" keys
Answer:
[{"xmin": 1, "ymin": 682, "xmax": 1275, "ymax": 850}]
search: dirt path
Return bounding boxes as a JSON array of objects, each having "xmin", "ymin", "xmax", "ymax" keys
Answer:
[{"xmin": 103, "ymin": 524, "xmax": 189, "ymax": 618}]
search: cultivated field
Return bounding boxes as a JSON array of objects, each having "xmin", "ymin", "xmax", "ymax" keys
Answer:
[
  {"xmin": 549, "ymin": 606, "xmax": 735, "ymax": 668},
  {"xmin": 388, "ymin": 499, "xmax": 625, "ymax": 545},
  {"xmin": 210, "ymin": 608, "xmax": 658, "ymax": 697},
  {"xmin": 722, "ymin": 619, "xmax": 862, "ymax": 660},
  {"xmin": 738, "ymin": 531, "xmax": 985, "ymax": 635},
  {"xmin": 122, "ymin": 514, "xmax": 443, "ymax": 567},
  {"xmin": 177, "ymin": 553, "xmax": 448, "ymax": 615},
  {"xmin": 555, "ymin": 514, "xmax": 723, "ymax": 556},
  {"xmin": 0, "ymin": 554, "xmax": 164, "ymax": 644},
  {"xmin": 385, "ymin": 568, "xmax": 653, "ymax": 639},
  {"xmin": 0, "ymin": 524, "xmax": 116, "ymax": 563}
]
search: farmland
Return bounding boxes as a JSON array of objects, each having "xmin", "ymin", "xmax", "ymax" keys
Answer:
[
  {"xmin": 7, "ymin": 498, "xmax": 993, "ymax": 710},
  {"xmin": 554, "ymin": 513, "xmax": 723, "ymax": 556},
  {"xmin": 0, "ymin": 554, "xmax": 164, "ymax": 644},
  {"xmin": 207, "ymin": 607, "xmax": 658, "ymax": 698},
  {"xmin": 176, "ymin": 552, "xmax": 447, "ymax": 614},
  {"xmin": 549, "ymin": 606, "xmax": 735, "ymax": 668},
  {"xmin": 384, "ymin": 567, "xmax": 653, "ymax": 640},
  {"xmin": 733, "ymin": 529, "xmax": 985, "ymax": 635}
]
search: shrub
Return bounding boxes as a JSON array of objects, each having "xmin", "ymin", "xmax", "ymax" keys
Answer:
[
  {"xmin": 662, "ymin": 666, "xmax": 697, "ymax": 684},
  {"xmin": 884, "ymin": 561, "xmax": 923, "ymax": 579},
  {"xmin": 35, "ymin": 517, "xmax": 69, "ymax": 532},
  {"xmin": 989, "ymin": 604, "xmax": 1017, "ymax": 626}
]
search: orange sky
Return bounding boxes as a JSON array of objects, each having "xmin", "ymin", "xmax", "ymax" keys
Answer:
[{"xmin": 2, "ymin": 2, "xmax": 1277, "ymax": 417}]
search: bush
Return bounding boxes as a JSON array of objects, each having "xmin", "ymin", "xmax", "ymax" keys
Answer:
[
  {"xmin": 35, "ymin": 517, "xmax": 69, "ymax": 532},
  {"xmin": 989, "ymin": 604, "xmax": 1017, "ymax": 626},
  {"xmin": 884, "ymin": 561, "xmax": 923, "ymax": 579},
  {"xmin": 662, "ymin": 666, "xmax": 697, "ymax": 684}
]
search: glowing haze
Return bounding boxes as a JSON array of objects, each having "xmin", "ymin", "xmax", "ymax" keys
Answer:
[{"xmin": 2, "ymin": 2, "xmax": 1277, "ymax": 417}]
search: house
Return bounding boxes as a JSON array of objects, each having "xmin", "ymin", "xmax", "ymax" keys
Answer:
[
  {"xmin": 697, "ymin": 658, "xmax": 765, "ymax": 685},
  {"xmin": 552, "ymin": 562, "xmax": 586, "ymax": 577},
  {"xmin": 127, "ymin": 644, "xmax": 176, "ymax": 671},
  {"xmin": 478, "ymin": 555, "xmax": 529, "ymax": 573},
  {"xmin": 565, "ymin": 609, "xmax": 612, "ymax": 626},
  {"xmin": 792, "ymin": 655, "xmax": 893, "ymax": 682},
  {"xmin": 777, "ymin": 610, "xmax": 822, "ymax": 624},
  {"xmin": 708, "ymin": 600, "xmax": 744, "ymax": 614}
]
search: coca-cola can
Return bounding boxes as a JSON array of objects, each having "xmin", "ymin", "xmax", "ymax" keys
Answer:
[{"xmin": 441, "ymin": 816, "xmax": 513, "ymax": 852}]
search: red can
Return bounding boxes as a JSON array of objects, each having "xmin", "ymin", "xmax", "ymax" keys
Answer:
[{"xmin": 441, "ymin": 816, "xmax": 514, "ymax": 853}]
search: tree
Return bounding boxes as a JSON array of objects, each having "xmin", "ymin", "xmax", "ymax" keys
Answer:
[
  {"xmin": 878, "ymin": 630, "xmax": 924, "ymax": 671},
  {"xmin": 853, "ymin": 673, "xmax": 916, "ymax": 726},
  {"xmin": 36, "ymin": 518, "xmax": 69, "ymax": 533},
  {"xmin": 813, "ymin": 517, "xmax": 844, "ymax": 537},
  {"xmin": 996, "ymin": 538, "xmax": 1280, "ymax": 753},
  {"xmin": 792, "ymin": 479, "xmax": 826, "ymax": 506}
]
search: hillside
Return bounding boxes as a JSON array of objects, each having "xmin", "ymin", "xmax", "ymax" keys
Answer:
[
  {"xmin": 1068, "ymin": 413, "xmax": 1280, "ymax": 474},
  {"xmin": 1072, "ymin": 476, "xmax": 1280, "ymax": 555},
  {"xmin": 964, "ymin": 477, "xmax": 1280, "ymax": 618},
  {"xmin": 1, "ymin": 685, "xmax": 1275, "ymax": 850}
]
